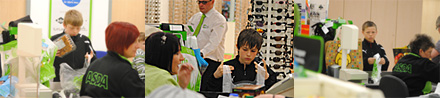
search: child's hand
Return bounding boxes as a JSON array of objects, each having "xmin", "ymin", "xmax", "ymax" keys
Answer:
[
  {"xmin": 379, "ymin": 58, "xmax": 386, "ymax": 65},
  {"xmin": 213, "ymin": 62, "xmax": 234, "ymax": 78},
  {"xmin": 84, "ymin": 51, "xmax": 95, "ymax": 59},
  {"xmin": 56, "ymin": 50, "xmax": 61, "ymax": 57},
  {"xmin": 254, "ymin": 59, "xmax": 269, "ymax": 80},
  {"xmin": 368, "ymin": 58, "xmax": 376, "ymax": 64}
]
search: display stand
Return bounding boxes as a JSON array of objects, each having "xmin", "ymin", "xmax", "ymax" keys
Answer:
[
  {"xmin": 248, "ymin": 0, "xmax": 294, "ymax": 81},
  {"xmin": 14, "ymin": 23, "xmax": 51, "ymax": 98}
]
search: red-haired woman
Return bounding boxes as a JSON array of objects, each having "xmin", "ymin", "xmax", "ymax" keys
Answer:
[{"xmin": 80, "ymin": 22, "xmax": 145, "ymax": 97}]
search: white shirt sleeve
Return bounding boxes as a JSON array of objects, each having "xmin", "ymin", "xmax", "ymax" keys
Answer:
[
  {"xmin": 187, "ymin": 15, "xmax": 196, "ymax": 36},
  {"xmin": 201, "ymin": 21, "xmax": 227, "ymax": 56}
]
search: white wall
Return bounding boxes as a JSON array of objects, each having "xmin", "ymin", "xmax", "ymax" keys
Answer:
[
  {"xmin": 91, "ymin": 0, "xmax": 110, "ymax": 51},
  {"xmin": 30, "ymin": 0, "xmax": 110, "ymax": 51},
  {"xmin": 225, "ymin": 22, "xmax": 235, "ymax": 54},
  {"xmin": 159, "ymin": 0, "xmax": 169, "ymax": 23}
]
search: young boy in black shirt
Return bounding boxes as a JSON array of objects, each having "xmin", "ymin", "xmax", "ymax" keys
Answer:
[
  {"xmin": 392, "ymin": 34, "xmax": 440, "ymax": 96},
  {"xmin": 361, "ymin": 21, "xmax": 389, "ymax": 71},
  {"xmin": 204, "ymin": 29, "xmax": 277, "ymax": 92},
  {"xmin": 50, "ymin": 9, "xmax": 97, "ymax": 85}
]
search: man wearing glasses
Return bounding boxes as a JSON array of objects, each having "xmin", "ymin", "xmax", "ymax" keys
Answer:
[
  {"xmin": 431, "ymin": 16, "xmax": 440, "ymax": 64},
  {"xmin": 187, "ymin": 0, "xmax": 228, "ymax": 92}
]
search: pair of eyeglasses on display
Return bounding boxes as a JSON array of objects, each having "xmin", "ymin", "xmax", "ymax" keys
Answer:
[
  {"xmin": 254, "ymin": 6, "xmax": 268, "ymax": 13},
  {"xmin": 270, "ymin": 36, "xmax": 285, "ymax": 41},
  {"xmin": 310, "ymin": 12, "xmax": 321, "ymax": 18},
  {"xmin": 272, "ymin": 0, "xmax": 290, "ymax": 4},
  {"xmin": 309, "ymin": 4, "xmax": 324, "ymax": 10},
  {"xmin": 269, "ymin": 57, "xmax": 284, "ymax": 63},
  {"xmin": 271, "ymin": 29, "xmax": 286, "ymax": 33},
  {"xmin": 254, "ymin": 21, "xmax": 263, "ymax": 27},
  {"xmin": 263, "ymin": 50, "xmax": 288, "ymax": 56},
  {"xmin": 252, "ymin": 0, "xmax": 269, "ymax": 5},
  {"xmin": 197, "ymin": 0, "xmax": 212, "ymax": 4},
  {"xmin": 253, "ymin": 14, "xmax": 268, "ymax": 19},
  {"xmin": 272, "ymin": 64, "xmax": 289, "ymax": 70},
  {"xmin": 262, "ymin": 43, "xmax": 284, "ymax": 48},
  {"xmin": 271, "ymin": 8, "xmax": 290, "ymax": 13},
  {"xmin": 271, "ymin": 14, "xmax": 294, "ymax": 20}
]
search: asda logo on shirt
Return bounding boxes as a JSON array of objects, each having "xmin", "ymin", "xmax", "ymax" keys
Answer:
[{"xmin": 85, "ymin": 71, "xmax": 109, "ymax": 90}]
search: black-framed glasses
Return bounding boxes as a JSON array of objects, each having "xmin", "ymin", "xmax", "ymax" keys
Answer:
[
  {"xmin": 271, "ymin": 15, "xmax": 293, "ymax": 20},
  {"xmin": 270, "ymin": 36, "xmax": 285, "ymax": 41},
  {"xmin": 254, "ymin": 14, "xmax": 268, "ymax": 19},
  {"xmin": 271, "ymin": 22, "xmax": 287, "ymax": 26},
  {"xmin": 262, "ymin": 43, "xmax": 284, "ymax": 48},
  {"xmin": 265, "ymin": 50, "xmax": 287, "ymax": 56},
  {"xmin": 271, "ymin": 8, "xmax": 288, "ymax": 13},
  {"xmin": 271, "ymin": 29, "xmax": 286, "ymax": 33},
  {"xmin": 253, "ymin": 0, "xmax": 268, "ymax": 5},
  {"xmin": 197, "ymin": 0, "xmax": 212, "ymax": 4},
  {"xmin": 269, "ymin": 57, "xmax": 284, "ymax": 62},
  {"xmin": 256, "ymin": 21, "xmax": 267, "ymax": 27},
  {"xmin": 273, "ymin": 0, "xmax": 288, "ymax": 4},
  {"xmin": 254, "ymin": 6, "xmax": 268, "ymax": 13}
]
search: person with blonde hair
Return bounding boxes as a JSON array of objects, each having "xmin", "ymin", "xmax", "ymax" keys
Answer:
[{"xmin": 50, "ymin": 9, "xmax": 97, "ymax": 87}]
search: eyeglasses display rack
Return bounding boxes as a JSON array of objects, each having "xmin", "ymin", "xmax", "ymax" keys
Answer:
[
  {"xmin": 146, "ymin": 0, "xmax": 161, "ymax": 24},
  {"xmin": 248, "ymin": 0, "xmax": 294, "ymax": 81},
  {"xmin": 168, "ymin": 0, "xmax": 223, "ymax": 24}
]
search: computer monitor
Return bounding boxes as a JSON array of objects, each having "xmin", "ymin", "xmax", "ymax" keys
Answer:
[{"xmin": 293, "ymin": 35, "xmax": 324, "ymax": 73}]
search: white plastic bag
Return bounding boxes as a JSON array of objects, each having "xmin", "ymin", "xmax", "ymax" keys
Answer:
[
  {"xmin": 256, "ymin": 63, "xmax": 266, "ymax": 86},
  {"xmin": 180, "ymin": 46, "xmax": 202, "ymax": 92},
  {"xmin": 59, "ymin": 63, "xmax": 87, "ymax": 96},
  {"xmin": 222, "ymin": 65, "xmax": 233, "ymax": 93},
  {"xmin": 371, "ymin": 53, "xmax": 382, "ymax": 84}
]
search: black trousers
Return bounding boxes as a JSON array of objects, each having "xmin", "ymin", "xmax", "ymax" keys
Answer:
[{"xmin": 200, "ymin": 58, "xmax": 221, "ymax": 91}]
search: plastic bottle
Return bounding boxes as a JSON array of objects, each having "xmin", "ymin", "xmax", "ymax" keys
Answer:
[{"xmin": 229, "ymin": 93, "xmax": 239, "ymax": 98}]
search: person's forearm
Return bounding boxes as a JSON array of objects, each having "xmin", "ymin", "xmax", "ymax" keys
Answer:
[{"xmin": 265, "ymin": 72, "xmax": 269, "ymax": 80}]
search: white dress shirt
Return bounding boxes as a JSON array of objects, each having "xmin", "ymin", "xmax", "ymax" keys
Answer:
[{"xmin": 188, "ymin": 8, "xmax": 228, "ymax": 62}]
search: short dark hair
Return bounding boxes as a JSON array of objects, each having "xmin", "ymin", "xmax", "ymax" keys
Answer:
[
  {"xmin": 237, "ymin": 29, "xmax": 263, "ymax": 50},
  {"xmin": 105, "ymin": 22, "xmax": 140, "ymax": 55},
  {"xmin": 144, "ymin": 32, "xmax": 180, "ymax": 74},
  {"xmin": 362, "ymin": 21, "xmax": 377, "ymax": 31},
  {"xmin": 409, "ymin": 34, "xmax": 434, "ymax": 55}
]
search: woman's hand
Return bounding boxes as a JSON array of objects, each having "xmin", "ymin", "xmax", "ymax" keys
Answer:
[
  {"xmin": 254, "ymin": 59, "xmax": 269, "ymax": 80},
  {"xmin": 177, "ymin": 63, "xmax": 193, "ymax": 89},
  {"xmin": 214, "ymin": 62, "xmax": 234, "ymax": 79}
]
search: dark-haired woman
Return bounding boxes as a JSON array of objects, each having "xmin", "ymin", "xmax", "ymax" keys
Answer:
[{"xmin": 144, "ymin": 32, "xmax": 194, "ymax": 96}]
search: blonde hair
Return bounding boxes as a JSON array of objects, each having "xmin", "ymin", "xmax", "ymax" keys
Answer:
[
  {"xmin": 362, "ymin": 21, "xmax": 377, "ymax": 31},
  {"xmin": 138, "ymin": 32, "xmax": 146, "ymax": 42},
  {"xmin": 63, "ymin": 9, "xmax": 83, "ymax": 26}
]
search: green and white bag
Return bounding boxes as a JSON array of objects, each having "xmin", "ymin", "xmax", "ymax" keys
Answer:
[{"xmin": 179, "ymin": 46, "xmax": 201, "ymax": 92}]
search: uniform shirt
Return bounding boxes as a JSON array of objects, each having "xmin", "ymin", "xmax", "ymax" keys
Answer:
[
  {"xmin": 80, "ymin": 51, "xmax": 145, "ymax": 97},
  {"xmin": 392, "ymin": 53, "xmax": 440, "ymax": 96},
  {"xmin": 50, "ymin": 32, "xmax": 97, "ymax": 82},
  {"xmin": 204, "ymin": 55, "xmax": 277, "ymax": 92},
  {"xmin": 362, "ymin": 39, "xmax": 389, "ymax": 71},
  {"xmin": 187, "ymin": 8, "xmax": 228, "ymax": 62},
  {"xmin": 431, "ymin": 40, "xmax": 440, "ymax": 64},
  {"xmin": 145, "ymin": 64, "xmax": 179, "ymax": 96}
]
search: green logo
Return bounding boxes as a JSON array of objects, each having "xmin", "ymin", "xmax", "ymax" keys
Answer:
[
  {"xmin": 85, "ymin": 71, "xmax": 109, "ymax": 90},
  {"xmin": 393, "ymin": 63, "xmax": 412, "ymax": 74}
]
